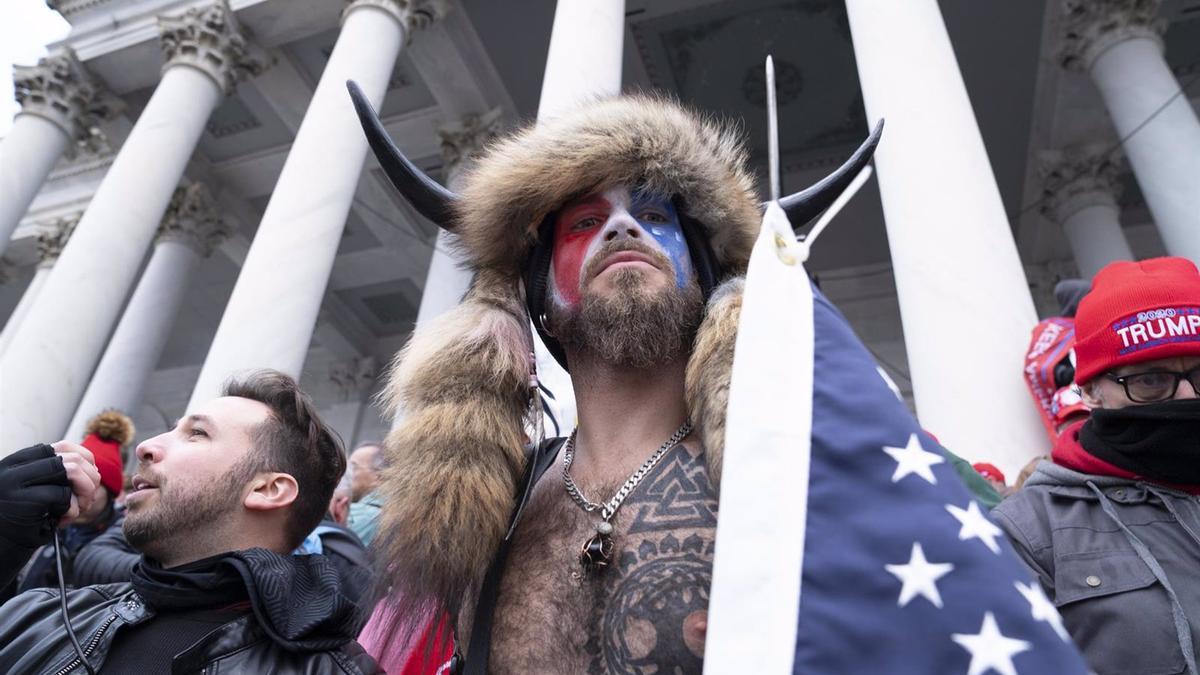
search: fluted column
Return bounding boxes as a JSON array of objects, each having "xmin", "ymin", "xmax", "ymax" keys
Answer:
[
  {"xmin": 0, "ymin": 215, "xmax": 78, "ymax": 355},
  {"xmin": 412, "ymin": 108, "xmax": 501, "ymax": 328},
  {"xmin": 1040, "ymin": 145, "xmax": 1133, "ymax": 279},
  {"xmin": 1060, "ymin": 0, "xmax": 1200, "ymax": 263},
  {"xmin": 65, "ymin": 184, "xmax": 230, "ymax": 440},
  {"xmin": 188, "ymin": 0, "xmax": 449, "ymax": 408},
  {"xmin": 845, "ymin": 0, "xmax": 1045, "ymax": 477},
  {"xmin": 0, "ymin": 1, "xmax": 266, "ymax": 451}
]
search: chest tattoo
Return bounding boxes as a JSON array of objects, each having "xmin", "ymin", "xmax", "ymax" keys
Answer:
[{"xmin": 490, "ymin": 442, "xmax": 717, "ymax": 674}]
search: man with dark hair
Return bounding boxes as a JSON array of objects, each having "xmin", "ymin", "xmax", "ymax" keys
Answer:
[{"xmin": 0, "ymin": 370, "xmax": 379, "ymax": 674}]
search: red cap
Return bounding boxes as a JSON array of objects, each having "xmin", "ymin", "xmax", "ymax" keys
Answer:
[
  {"xmin": 81, "ymin": 434, "xmax": 124, "ymax": 496},
  {"xmin": 80, "ymin": 410, "xmax": 135, "ymax": 496},
  {"xmin": 1073, "ymin": 257, "xmax": 1200, "ymax": 385},
  {"xmin": 972, "ymin": 462, "xmax": 1006, "ymax": 485}
]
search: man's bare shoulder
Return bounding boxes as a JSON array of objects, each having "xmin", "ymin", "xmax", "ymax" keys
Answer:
[{"xmin": 489, "ymin": 441, "xmax": 717, "ymax": 674}]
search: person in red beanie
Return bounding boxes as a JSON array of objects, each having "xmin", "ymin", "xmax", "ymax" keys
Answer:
[
  {"xmin": 992, "ymin": 256, "xmax": 1200, "ymax": 675},
  {"xmin": 8, "ymin": 410, "xmax": 135, "ymax": 599}
]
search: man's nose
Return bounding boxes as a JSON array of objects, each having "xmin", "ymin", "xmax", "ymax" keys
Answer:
[
  {"xmin": 135, "ymin": 434, "xmax": 167, "ymax": 463},
  {"xmin": 601, "ymin": 209, "xmax": 644, "ymax": 243}
]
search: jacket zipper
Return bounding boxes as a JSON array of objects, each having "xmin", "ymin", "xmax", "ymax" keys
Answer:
[{"xmin": 50, "ymin": 612, "xmax": 118, "ymax": 675}]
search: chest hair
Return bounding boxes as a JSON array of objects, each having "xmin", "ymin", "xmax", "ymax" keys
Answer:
[{"xmin": 488, "ymin": 442, "xmax": 718, "ymax": 675}]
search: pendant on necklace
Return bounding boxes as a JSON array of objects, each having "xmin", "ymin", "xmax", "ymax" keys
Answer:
[{"xmin": 578, "ymin": 521, "xmax": 615, "ymax": 575}]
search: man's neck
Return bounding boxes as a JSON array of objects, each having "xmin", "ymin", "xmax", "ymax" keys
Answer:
[{"xmin": 566, "ymin": 352, "xmax": 690, "ymax": 486}]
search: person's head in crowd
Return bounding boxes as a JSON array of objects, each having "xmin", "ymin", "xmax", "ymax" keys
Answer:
[
  {"xmin": 77, "ymin": 409, "xmax": 135, "ymax": 525},
  {"xmin": 329, "ymin": 473, "xmax": 353, "ymax": 525},
  {"xmin": 1074, "ymin": 257, "xmax": 1200, "ymax": 411},
  {"xmin": 348, "ymin": 442, "xmax": 384, "ymax": 502},
  {"xmin": 972, "ymin": 462, "xmax": 1010, "ymax": 496},
  {"xmin": 124, "ymin": 370, "xmax": 346, "ymax": 568}
]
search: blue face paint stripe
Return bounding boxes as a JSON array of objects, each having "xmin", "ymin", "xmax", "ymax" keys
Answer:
[{"xmin": 631, "ymin": 192, "xmax": 693, "ymax": 289}]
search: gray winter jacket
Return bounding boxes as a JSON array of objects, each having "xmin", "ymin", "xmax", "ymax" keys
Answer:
[{"xmin": 992, "ymin": 461, "xmax": 1200, "ymax": 675}]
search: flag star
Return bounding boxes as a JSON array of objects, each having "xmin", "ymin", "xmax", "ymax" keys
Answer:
[
  {"xmin": 951, "ymin": 612, "xmax": 1031, "ymax": 675},
  {"xmin": 885, "ymin": 542, "xmax": 955, "ymax": 608},
  {"xmin": 1015, "ymin": 580, "xmax": 1070, "ymax": 642},
  {"xmin": 882, "ymin": 433, "xmax": 944, "ymax": 484},
  {"xmin": 946, "ymin": 501, "xmax": 1004, "ymax": 554}
]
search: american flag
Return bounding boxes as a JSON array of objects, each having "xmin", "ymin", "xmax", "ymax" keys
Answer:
[{"xmin": 704, "ymin": 203, "xmax": 1089, "ymax": 674}]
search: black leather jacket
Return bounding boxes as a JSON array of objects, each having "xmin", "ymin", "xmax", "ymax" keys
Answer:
[{"xmin": 0, "ymin": 582, "xmax": 380, "ymax": 674}]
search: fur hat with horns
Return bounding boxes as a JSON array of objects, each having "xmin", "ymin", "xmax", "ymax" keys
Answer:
[{"xmin": 348, "ymin": 81, "xmax": 881, "ymax": 621}]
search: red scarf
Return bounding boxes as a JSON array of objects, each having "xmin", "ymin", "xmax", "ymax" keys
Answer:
[{"xmin": 1052, "ymin": 419, "xmax": 1200, "ymax": 495}]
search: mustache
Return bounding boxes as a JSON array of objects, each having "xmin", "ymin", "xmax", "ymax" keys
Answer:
[{"xmin": 581, "ymin": 240, "xmax": 673, "ymax": 285}]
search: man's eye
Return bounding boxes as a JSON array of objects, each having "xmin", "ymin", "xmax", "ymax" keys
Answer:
[
  {"xmin": 189, "ymin": 428, "xmax": 208, "ymax": 438},
  {"xmin": 640, "ymin": 211, "xmax": 668, "ymax": 224},
  {"xmin": 573, "ymin": 216, "xmax": 601, "ymax": 231}
]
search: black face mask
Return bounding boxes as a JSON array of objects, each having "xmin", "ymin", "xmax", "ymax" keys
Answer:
[{"xmin": 1079, "ymin": 398, "xmax": 1200, "ymax": 485}]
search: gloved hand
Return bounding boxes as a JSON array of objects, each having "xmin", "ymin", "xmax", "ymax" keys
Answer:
[{"xmin": 0, "ymin": 444, "xmax": 74, "ymax": 550}]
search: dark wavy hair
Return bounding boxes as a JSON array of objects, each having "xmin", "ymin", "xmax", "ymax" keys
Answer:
[{"xmin": 223, "ymin": 370, "xmax": 346, "ymax": 548}]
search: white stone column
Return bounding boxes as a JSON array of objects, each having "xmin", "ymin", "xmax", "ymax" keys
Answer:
[
  {"xmin": 1061, "ymin": 0, "xmax": 1200, "ymax": 263},
  {"xmin": 412, "ymin": 109, "xmax": 501, "ymax": 329},
  {"xmin": 845, "ymin": 0, "xmax": 1045, "ymax": 477},
  {"xmin": 1040, "ymin": 145, "xmax": 1133, "ymax": 279},
  {"xmin": 0, "ymin": 49, "xmax": 110, "ymax": 257},
  {"xmin": 65, "ymin": 184, "xmax": 230, "ymax": 441},
  {"xmin": 0, "ymin": 2, "xmax": 266, "ymax": 451},
  {"xmin": 188, "ymin": 0, "xmax": 448, "ymax": 409},
  {"xmin": 0, "ymin": 216, "xmax": 78, "ymax": 354}
]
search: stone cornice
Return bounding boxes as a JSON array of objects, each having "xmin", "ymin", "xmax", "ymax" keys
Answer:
[
  {"xmin": 12, "ymin": 47, "xmax": 119, "ymax": 146},
  {"xmin": 1059, "ymin": 0, "xmax": 1165, "ymax": 72},
  {"xmin": 157, "ymin": 183, "xmax": 232, "ymax": 256},
  {"xmin": 158, "ymin": 1, "xmax": 270, "ymax": 95},
  {"xmin": 344, "ymin": 0, "xmax": 452, "ymax": 35},
  {"xmin": 1039, "ymin": 144, "xmax": 1123, "ymax": 223}
]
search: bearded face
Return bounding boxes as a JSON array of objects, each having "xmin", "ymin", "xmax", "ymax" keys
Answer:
[{"xmin": 547, "ymin": 186, "xmax": 703, "ymax": 368}]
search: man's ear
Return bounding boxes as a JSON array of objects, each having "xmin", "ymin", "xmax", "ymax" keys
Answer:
[{"xmin": 244, "ymin": 473, "xmax": 299, "ymax": 512}]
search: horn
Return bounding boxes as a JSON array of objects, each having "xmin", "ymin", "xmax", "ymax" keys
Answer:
[
  {"xmin": 775, "ymin": 119, "xmax": 884, "ymax": 229},
  {"xmin": 346, "ymin": 79, "xmax": 459, "ymax": 230}
]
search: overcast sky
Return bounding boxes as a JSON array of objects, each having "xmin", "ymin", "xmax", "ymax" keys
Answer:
[{"xmin": 0, "ymin": 1, "xmax": 72, "ymax": 137}]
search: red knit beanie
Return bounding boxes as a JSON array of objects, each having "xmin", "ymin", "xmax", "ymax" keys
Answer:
[
  {"xmin": 972, "ymin": 462, "xmax": 1006, "ymax": 484},
  {"xmin": 79, "ymin": 410, "xmax": 135, "ymax": 496},
  {"xmin": 1074, "ymin": 257, "xmax": 1200, "ymax": 385}
]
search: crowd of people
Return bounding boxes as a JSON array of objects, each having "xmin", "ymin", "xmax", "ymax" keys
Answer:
[{"xmin": 0, "ymin": 88, "xmax": 1196, "ymax": 675}]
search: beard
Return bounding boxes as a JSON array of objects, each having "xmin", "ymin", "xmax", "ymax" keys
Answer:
[
  {"xmin": 552, "ymin": 243, "xmax": 704, "ymax": 369},
  {"xmin": 123, "ymin": 454, "xmax": 255, "ymax": 560}
]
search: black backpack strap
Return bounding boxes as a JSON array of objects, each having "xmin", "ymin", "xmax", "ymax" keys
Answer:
[{"xmin": 461, "ymin": 436, "xmax": 566, "ymax": 675}]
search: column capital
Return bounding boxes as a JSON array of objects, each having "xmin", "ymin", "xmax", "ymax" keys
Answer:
[
  {"xmin": 328, "ymin": 356, "xmax": 378, "ymax": 401},
  {"xmin": 438, "ymin": 107, "xmax": 502, "ymax": 182},
  {"xmin": 1059, "ymin": 0, "xmax": 1165, "ymax": 72},
  {"xmin": 157, "ymin": 183, "xmax": 231, "ymax": 257},
  {"xmin": 35, "ymin": 214, "xmax": 81, "ymax": 268},
  {"xmin": 1039, "ymin": 144, "xmax": 1123, "ymax": 223},
  {"xmin": 12, "ymin": 47, "xmax": 118, "ymax": 145},
  {"xmin": 344, "ymin": 0, "xmax": 452, "ymax": 34},
  {"xmin": 158, "ymin": 1, "xmax": 270, "ymax": 96}
]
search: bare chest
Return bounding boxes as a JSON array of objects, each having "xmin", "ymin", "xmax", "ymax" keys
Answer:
[{"xmin": 488, "ymin": 443, "xmax": 718, "ymax": 675}]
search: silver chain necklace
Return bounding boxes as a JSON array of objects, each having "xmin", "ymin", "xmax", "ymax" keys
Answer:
[{"xmin": 562, "ymin": 420, "xmax": 692, "ymax": 575}]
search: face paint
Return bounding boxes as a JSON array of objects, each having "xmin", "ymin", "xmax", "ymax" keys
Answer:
[{"xmin": 550, "ymin": 187, "xmax": 695, "ymax": 308}]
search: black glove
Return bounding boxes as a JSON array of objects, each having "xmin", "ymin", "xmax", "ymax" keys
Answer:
[{"xmin": 0, "ymin": 444, "xmax": 71, "ymax": 550}]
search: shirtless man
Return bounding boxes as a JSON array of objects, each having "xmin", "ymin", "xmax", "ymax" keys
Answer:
[{"xmin": 348, "ymin": 86, "xmax": 876, "ymax": 672}]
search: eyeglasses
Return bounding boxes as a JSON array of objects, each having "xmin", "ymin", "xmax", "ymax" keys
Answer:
[{"xmin": 1104, "ymin": 367, "xmax": 1200, "ymax": 403}]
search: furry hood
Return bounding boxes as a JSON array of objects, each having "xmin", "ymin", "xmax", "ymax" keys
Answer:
[
  {"xmin": 374, "ymin": 96, "xmax": 751, "ymax": 630},
  {"xmin": 452, "ymin": 95, "xmax": 761, "ymax": 277}
]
